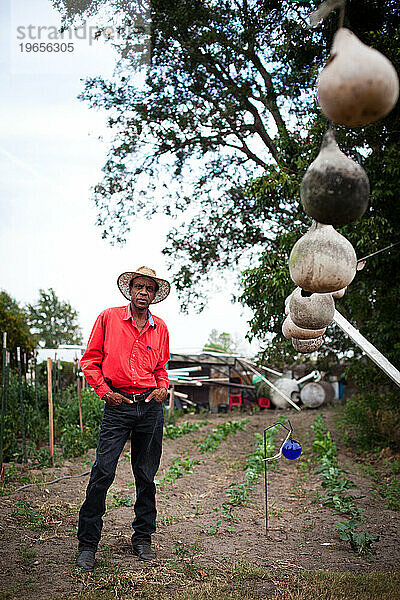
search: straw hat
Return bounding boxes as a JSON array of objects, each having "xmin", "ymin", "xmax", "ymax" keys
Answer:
[{"xmin": 117, "ymin": 266, "xmax": 171, "ymax": 304}]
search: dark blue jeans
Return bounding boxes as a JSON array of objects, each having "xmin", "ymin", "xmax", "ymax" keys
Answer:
[{"xmin": 77, "ymin": 397, "xmax": 164, "ymax": 551}]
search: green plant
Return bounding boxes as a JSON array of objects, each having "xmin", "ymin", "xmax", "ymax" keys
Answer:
[
  {"xmin": 12, "ymin": 500, "xmax": 47, "ymax": 530},
  {"xmin": 337, "ymin": 387, "xmax": 400, "ymax": 452},
  {"xmin": 172, "ymin": 540, "xmax": 201, "ymax": 576},
  {"xmin": 107, "ymin": 490, "xmax": 133, "ymax": 508},
  {"xmin": 17, "ymin": 547, "xmax": 37, "ymax": 567},
  {"xmin": 163, "ymin": 420, "xmax": 210, "ymax": 439},
  {"xmin": 335, "ymin": 520, "xmax": 379, "ymax": 555},
  {"xmin": 375, "ymin": 479, "xmax": 400, "ymax": 511},
  {"xmin": 391, "ymin": 460, "xmax": 400, "ymax": 475},
  {"xmin": 207, "ymin": 519, "xmax": 222, "ymax": 535},
  {"xmin": 161, "ymin": 455, "xmax": 203, "ymax": 486},
  {"xmin": 312, "ymin": 415, "xmax": 379, "ymax": 554},
  {"xmin": 197, "ymin": 419, "xmax": 249, "ymax": 453}
]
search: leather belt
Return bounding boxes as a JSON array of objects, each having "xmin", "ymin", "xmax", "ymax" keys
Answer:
[{"xmin": 109, "ymin": 384, "xmax": 156, "ymax": 403}]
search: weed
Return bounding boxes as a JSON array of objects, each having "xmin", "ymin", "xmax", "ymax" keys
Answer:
[
  {"xmin": 12, "ymin": 500, "xmax": 47, "ymax": 529},
  {"xmin": 206, "ymin": 519, "xmax": 222, "ymax": 535},
  {"xmin": 107, "ymin": 490, "xmax": 133, "ymax": 508},
  {"xmin": 289, "ymin": 484, "xmax": 308, "ymax": 499},
  {"xmin": 11, "ymin": 499, "xmax": 76, "ymax": 531},
  {"xmin": 172, "ymin": 540, "xmax": 202, "ymax": 576},
  {"xmin": 17, "ymin": 547, "xmax": 37, "ymax": 567},
  {"xmin": 375, "ymin": 478, "xmax": 400, "ymax": 511},
  {"xmin": 159, "ymin": 514, "xmax": 178, "ymax": 526},
  {"xmin": 391, "ymin": 460, "xmax": 400, "ymax": 475},
  {"xmin": 269, "ymin": 500, "xmax": 285, "ymax": 516}
]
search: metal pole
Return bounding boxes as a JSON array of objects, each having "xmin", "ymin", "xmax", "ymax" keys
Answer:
[
  {"xmin": 169, "ymin": 384, "xmax": 175, "ymax": 416},
  {"xmin": 77, "ymin": 375, "xmax": 83, "ymax": 440},
  {"xmin": 333, "ymin": 309, "xmax": 400, "ymax": 389},
  {"xmin": 17, "ymin": 347, "xmax": 27, "ymax": 463},
  {"xmin": 34, "ymin": 350, "xmax": 39, "ymax": 413},
  {"xmin": 47, "ymin": 358, "xmax": 55, "ymax": 467},
  {"xmin": 264, "ymin": 428, "xmax": 268, "ymax": 534},
  {"xmin": 23, "ymin": 352, "xmax": 27, "ymax": 382},
  {"xmin": 57, "ymin": 359, "xmax": 61, "ymax": 399},
  {"xmin": 0, "ymin": 333, "xmax": 7, "ymax": 475}
]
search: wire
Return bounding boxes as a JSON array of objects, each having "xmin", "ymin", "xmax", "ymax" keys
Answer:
[
  {"xmin": 357, "ymin": 240, "xmax": 400, "ymax": 264},
  {"xmin": 6, "ymin": 470, "xmax": 91, "ymax": 494}
]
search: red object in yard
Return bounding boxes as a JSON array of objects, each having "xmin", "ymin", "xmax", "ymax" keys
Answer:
[
  {"xmin": 229, "ymin": 394, "xmax": 242, "ymax": 410},
  {"xmin": 258, "ymin": 396, "xmax": 271, "ymax": 408}
]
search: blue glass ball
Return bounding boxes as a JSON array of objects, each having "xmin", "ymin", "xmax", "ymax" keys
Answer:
[{"xmin": 282, "ymin": 438, "xmax": 302, "ymax": 460}]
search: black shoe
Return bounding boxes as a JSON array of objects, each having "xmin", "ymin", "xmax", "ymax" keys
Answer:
[
  {"xmin": 76, "ymin": 549, "xmax": 96, "ymax": 571},
  {"xmin": 132, "ymin": 543, "xmax": 156, "ymax": 561}
]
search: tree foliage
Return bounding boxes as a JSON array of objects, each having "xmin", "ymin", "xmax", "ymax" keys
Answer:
[
  {"xmin": 0, "ymin": 291, "xmax": 36, "ymax": 366},
  {"xmin": 27, "ymin": 288, "xmax": 83, "ymax": 348},
  {"xmin": 53, "ymin": 0, "xmax": 400, "ymax": 367},
  {"xmin": 203, "ymin": 329, "xmax": 237, "ymax": 354}
]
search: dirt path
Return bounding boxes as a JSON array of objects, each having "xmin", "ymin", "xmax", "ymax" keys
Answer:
[{"xmin": 0, "ymin": 408, "xmax": 399, "ymax": 599}]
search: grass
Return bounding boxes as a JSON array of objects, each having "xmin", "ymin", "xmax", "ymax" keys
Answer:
[
  {"xmin": 10, "ymin": 498, "xmax": 77, "ymax": 531},
  {"xmin": 18, "ymin": 560, "xmax": 398, "ymax": 600}
]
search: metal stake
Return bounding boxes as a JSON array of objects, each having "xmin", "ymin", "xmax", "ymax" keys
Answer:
[
  {"xmin": 34, "ymin": 350, "xmax": 39, "ymax": 413},
  {"xmin": 47, "ymin": 358, "xmax": 55, "ymax": 467},
  {"xmin": 17, "ymin": 347, "xmax": 27, "ymax": 463},
  {"xmin": 77, "ymin": 375, "xmax": 83, "ymax": 440},
  {"xmin": 263, "ymin": 420, "xmax": 294, "ymax": 533},
  {"xmin": 0, "ymin": 333, "xmax": 7, "ymax": 474}
]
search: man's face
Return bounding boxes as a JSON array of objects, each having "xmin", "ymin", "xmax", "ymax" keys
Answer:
[{"xmin": 129, "ymin": 276, "xmax": 157, "ymax": 311}]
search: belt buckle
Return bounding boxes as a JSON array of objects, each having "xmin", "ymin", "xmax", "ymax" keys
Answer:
[{"xmin": 132, "ymin": 393, "xmax": 141, "ymax": 403}]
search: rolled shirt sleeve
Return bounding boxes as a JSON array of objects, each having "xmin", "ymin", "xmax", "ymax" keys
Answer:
[
  {"xmin": 154, "ymin": 326, "xmax": 170, "ymax": 389},
  {"xmin": 80, "ymin": 311, "xmax": 111, "ymax": 399}
]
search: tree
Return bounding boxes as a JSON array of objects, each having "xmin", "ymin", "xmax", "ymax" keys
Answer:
[
  {"xmin": 53, "ymin": 0, "xmax": 400, "ymax": 367},
  {"xmin": 26, "ymin": 288, "xmax": 83, "ymax": 348},
  {"xmin": 203, "ymin": 329, "xmax": 237, "ymax": 354},
  {"xmin": 0, "ymin": 291, "xmax": 36, "ymax": 366}
]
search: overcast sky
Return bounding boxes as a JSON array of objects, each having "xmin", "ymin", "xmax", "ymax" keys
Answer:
[{"xmin": 0, "ymin": 0, "xmax": 261, "ymax": 356}]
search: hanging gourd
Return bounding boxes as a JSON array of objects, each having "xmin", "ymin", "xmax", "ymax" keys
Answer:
[
  {"xmin": 289, "ymin": 287, "xmax": 335, "ymax": 330},
  {"xmin": 300, "ymin": 128, "xmax": 369, "ymax": 227},
  {"xmin": 332, "ymin": 287, "xmax": 347, "ymax": 299},
  {"xmin": 318, "ymin": 28, "xmax": 399, "ymax": 127},
  {"xmin": 292, "ymin": 337, "xmax": 324, "ymax": 353},
  {"xmin": 282, "ymin": 315, "xmax": 326, "ymax": 340},
  {"xmin": 289, "ymin": 221, "xmax": 357, "ymax": 293}
]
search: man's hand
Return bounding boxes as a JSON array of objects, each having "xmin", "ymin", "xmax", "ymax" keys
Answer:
[
  {"xmin": 145, "ymin": 387, "xmax": 168, "ymax": 403},
  {"xmin": 102, "ymin": 391, "xmax": 133, "ymax": 406}
]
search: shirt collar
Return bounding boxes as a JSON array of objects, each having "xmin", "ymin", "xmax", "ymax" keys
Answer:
[{"xmin": 123, "ymin": 304, "xmax": 155, "ymax": 327}]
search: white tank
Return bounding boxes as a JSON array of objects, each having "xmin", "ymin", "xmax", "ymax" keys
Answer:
[
  {"xmin": 270, "ymin": 377, "xmax": 299, "ymax": 409},
  {"xmin": 300, "ymin": 381, "xmax": 334, "ymax": 408}
]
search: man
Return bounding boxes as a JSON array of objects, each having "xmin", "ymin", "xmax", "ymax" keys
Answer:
[{"xmin": 76, "ymin": 266, "xmax": 170, "ymax": 571}]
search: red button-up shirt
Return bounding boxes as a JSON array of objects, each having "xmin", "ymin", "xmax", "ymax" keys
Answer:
[{"xmin": 80, "ymin": 305, "xmax": 170, "ymax": 399}]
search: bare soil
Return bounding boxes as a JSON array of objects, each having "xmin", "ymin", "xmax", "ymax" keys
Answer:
[{"xmin": 0, "ymin": 408, "xmax": 399, "ymax": 599}]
